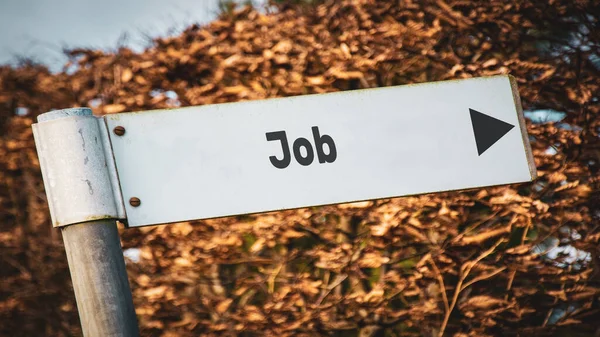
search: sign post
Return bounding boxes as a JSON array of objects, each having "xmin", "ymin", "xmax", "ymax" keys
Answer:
[
  {"xmin": 61, "ymin": 219, "xmax": 139, "ymax": 337},
  {"xmin": 32, "ymin": 75, "xmax": 536, "ymax": 336},
  {"xmin": 33, "ymin": 108, "xmax": 139, "ymax": 337}
]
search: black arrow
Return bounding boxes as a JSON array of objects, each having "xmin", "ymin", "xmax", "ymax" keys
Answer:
[{"xmin": 469, "ymin": 108, "xmax": 515, "ymax": 156}]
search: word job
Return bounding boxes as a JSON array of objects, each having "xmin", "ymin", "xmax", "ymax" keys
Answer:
[{"xmin": 266, "ymin": 127, "xmax": 337, "ymax": 168}]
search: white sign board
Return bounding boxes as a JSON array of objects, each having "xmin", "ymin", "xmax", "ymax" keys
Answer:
[{"xmin": 104, "ymin": 75, "xmax": 536, "ymax": 227}]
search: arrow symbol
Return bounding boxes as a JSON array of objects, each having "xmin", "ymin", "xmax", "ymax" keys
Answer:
[{"xmin": 469, "ymin": 108, "xmax": 515, "ymax": 156}]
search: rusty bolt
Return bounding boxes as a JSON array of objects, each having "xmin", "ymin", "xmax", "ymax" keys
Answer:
[
  {"xmin": 129, "ymin": 197, "xmax": 141, "ymax": 207},
  {"xmin": 113, "ymin": 126, "xmax": 126, "ymax": 136}
]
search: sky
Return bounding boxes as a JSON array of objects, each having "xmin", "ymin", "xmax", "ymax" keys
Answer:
[{"xmin": 0, "ymin": 0, "xmax": 264, "ymax": 72}]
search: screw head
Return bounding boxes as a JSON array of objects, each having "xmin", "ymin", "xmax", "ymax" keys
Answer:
[
  {"xmin": 129, "ymin": 197, "xmax": 141, "ymax": 207},
  {"xmin": 113, "ymin": 126, "xmax": 126, "ymax": 136}
]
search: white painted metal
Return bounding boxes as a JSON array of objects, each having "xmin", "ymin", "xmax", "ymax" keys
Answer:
[
  {"xmin": 33, "ymin": 108, "xmax": 126, "ymax": 227},
  {"xmin": 104, "ymin": 75, "xmax": 536, "ymax": 227}
]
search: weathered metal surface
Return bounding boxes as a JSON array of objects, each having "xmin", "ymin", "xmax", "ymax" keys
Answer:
[
  {"xmin": 62, "ymin": 220, "xmax": 139, "ymax": 337},
  {"xmin": 32, "ymin": 108, "xmax": 125, "ymax": 227},
  {"xmin": 33, "ymin": 108, "xmax": 138, "ymax": 336},
  {"xmin": 105, "ymin": 75, "xmax": 536, "ymax": 227}
]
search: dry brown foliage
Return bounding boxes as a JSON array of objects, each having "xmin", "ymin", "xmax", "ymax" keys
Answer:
[{"xmin": 1, "ymin": 1, "xmax": 600, "ymax": 336}]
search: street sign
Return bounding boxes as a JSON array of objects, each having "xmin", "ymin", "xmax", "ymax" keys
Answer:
[{"xmin": 104, "ymin": 75, "xmax": 536, "ymax": 227}]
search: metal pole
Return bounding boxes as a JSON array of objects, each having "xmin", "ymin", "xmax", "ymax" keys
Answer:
[
  {"xmin": 62, "ymin": 220, "xmax": 139, "ymax": 337},
  {"xmin": 34, "ymin": 108, "xmax": 139, "ymax": 336}
]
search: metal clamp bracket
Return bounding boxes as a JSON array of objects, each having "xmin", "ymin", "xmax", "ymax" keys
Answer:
[{"xmin": 33, "ymin": 108, "xmax": 126, "ymax": 227}]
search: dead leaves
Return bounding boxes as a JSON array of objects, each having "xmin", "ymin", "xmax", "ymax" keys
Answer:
[
  {"xmin": 1, "ymin": 0, "xmax": 600, "ymax": 336},
  {"xmin": 103, "ymin": 103, "xmax": 127, "ymax": 114},
  {"xmin": 460, "ymin": 295, "xmax": 507, "ymax": 310}
]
